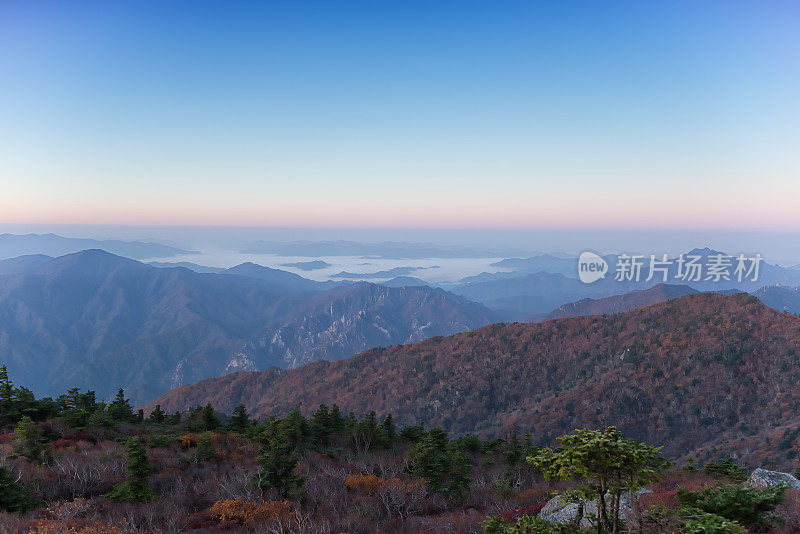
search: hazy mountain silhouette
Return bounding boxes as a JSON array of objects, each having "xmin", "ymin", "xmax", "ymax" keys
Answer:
[
  {"xmin": 0, "ymin": 250, "xmax": 496, "ymax": 404},
  {"xmin": 0, "ymin": 233, "xmax": 196, "ymax": 260}
]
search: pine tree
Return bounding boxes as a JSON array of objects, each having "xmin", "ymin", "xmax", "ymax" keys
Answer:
[
  {"xmin": 201, "ymin": 403, "xmax": 220, "ymax": 431},
  {"xmin": 59, "ymin": 388, "xmax": 98, "ymax": 427},
  {"xmin": 381, "ymin": 414, "xmax": 397, "ymax": 444},
  {"xmin": 329, "ymin": 404, "xmax": 345, "ymax": 432},
  {"xmin": 13, "ymin": 416, "xmax": 42, "ymax": 461},
  {"xmin": 196, "ymin": 432, "xmax": 219, "ymax": 462},
  {"xmin": 105, "ymin": 437, "xmax": 153, "ymax": 502},
  {"xmin": 255, "ymin": 434, "xmax": 306, "ymax": 498},
  {"xmin": 108, "ymin": 389, "xmax": 134, "ymax": 422},
  {"xmin": 310, "ymin": 404, "xmax": 331, "ymax": 444},
  {"xmin": 148, "ymin": 404, "xmax": 166, "ymax": 424},
  {"xmin": 0, "ymin": 464, "xmax": 32, "ymax": 513},
  {"xmin": 280, "ymin": 409, "xmax": 307, "ymax": 446},
  {"xmin": 408, "ymin": 427, "xmax": 471, "ymax": 500},
  {"xmin": 228, "ymin": 404, "xmax": 250, "ymax": 433},
  {"xmin": 503, "ymin": 427, "xmax": 524, "ymax": 466},
  {"xmin": 0, "ymin": 366, "xmax": 16, "ymax": 426}
]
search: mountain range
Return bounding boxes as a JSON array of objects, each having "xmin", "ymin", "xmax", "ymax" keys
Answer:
[
  {"xmin": 446, "ymin": 248, "xmax": 800, "ymax": 318},
  {"xmin": 0, "ymin": 233, "xmax": 195, "ymax": 260},
  {"xmin": 0, "ymin": 250, "xmax": 497, "ymax": 405},
  {"xmin": 544, "ymin": 283, "xmax": 698, "ymax": 320},
  {"xmin": 149, "ymin": 292, "xmax": 800, "ymax": 464},
  {"xmin": 4, "ymin": 243, "xmax": 800, "ymax": 415}
]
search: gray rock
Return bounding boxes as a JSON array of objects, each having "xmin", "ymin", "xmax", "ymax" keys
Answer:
[
  {"xmin": 538, "ymin": 489, "xmax": 652, "ymax": 528},
  {"xmin": 538, "ymin": 496, "xmax": 587, "ymax": 527},
  {"xmin": 746, "ymin": 468, "xmax": 800, "ymax": 490}
]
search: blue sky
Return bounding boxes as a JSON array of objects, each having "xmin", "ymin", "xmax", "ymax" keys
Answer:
[{"xmin": 1, "ymin": 1, "xmax": 798, "ymax": 228}]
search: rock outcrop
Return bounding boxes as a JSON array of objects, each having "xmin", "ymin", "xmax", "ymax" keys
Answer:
[
  {"xmin": 746, "ymin": 468, "xmax": 800, "ymax": 490},
  {"xmin": 538, "ymin": 489, "xmax": 652, "ymax": 528}
]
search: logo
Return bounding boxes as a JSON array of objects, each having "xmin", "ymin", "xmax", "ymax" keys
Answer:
[{"xmin": 578, "ymin": 251, "xmax": 608, "ymax": 284}]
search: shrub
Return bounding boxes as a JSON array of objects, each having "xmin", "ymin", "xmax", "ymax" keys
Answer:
[
  {"xmin": 516, "ymin": 488, "xmax": 554, "ymax": 507},
  {"xmin": 147, "ymin": 433, "xmax": 177, "ymax": 449},
  {"xmin": 644, "ymin": 504, "xmax": 745, "ymax": 534},
  {"xmin": 702, "ymin": 456, "xmax": 748, "ymax": 482},
  {"xmin": 677, "ymin": 483, "xmax": 787, "ymax": 528},
  {"xmin": 344, "ymin": 474, "xmax": 385, "ymax": 495},
  {"xmin": 209, "ymin": 498, "xmax": 293, "ymax": 526},
  {"xmin": 27, "ymin": 521, "xmax": 123, "ymax": 533},
  {"xmin": 681, "ymin": 507, "xmax": 746, "ymax": 534},
  {"xmin": 482, "ymin": 514, "xmax": 580, "ymax": 533},
  {"xmin": 179, "ymin": 434, "xmax": 197, "ymax": 448}
]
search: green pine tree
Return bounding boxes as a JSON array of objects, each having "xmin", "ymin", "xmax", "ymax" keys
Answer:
[
  {"xmin": 409, "ymin": 427, "xmax": 471, "ymax": 500},
  {"xmin": 0, "ymin": 366, "xmax": 16, "ymax": 426},
  {"xmin": 381, "ymin": 413, "xmax": 397, "ymax": 444},
  {"xmin": 196, "ymin": 432, "xmax": 219, "ymax": 462},
  {"xmin": 0, "ymin": 464, "xmax": 33, "ymax": 513},
  {"xmin": 310, "ymin": 404, "xmax": 331, "ymax": 444},
  {"xmin": 255, "ymin": 434, "xmax": 306, "ymax": 498},
  {"xmin": 108, "ymin": 389, "xmax": 134, "ymax": 422},
  {"xmin": 228, "ymin": 404, "xmax": 251, "ymax": 433},
  {"xmin": 105, "ymin": 437, "xmax": 154, "ymax": 502},
  {"xmin": 148, "ymin": 404, "xmax": 166, "ymax": 424},
  {"xmin": 329, "ymin": 404, "xmax": 345, "ymax": 432},
  {"xmin": 13, "ymin": 416, "xmax": 42, "ymax": 461},
  {"xmin": 201, "ymin": 403, "xmax": 220, "ymax": 431}
]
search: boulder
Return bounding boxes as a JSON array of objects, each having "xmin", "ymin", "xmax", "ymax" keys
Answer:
[
  {"xmin": 538, "ymin": 496, "xmax": 587, "ymax": 527},
  {"xmin": 746, "ymin": 468, "xmax": 800, "ymax": 490},
  {"xmin": 538, "ymin": 489, "xmax": 652, "ymax": 528}
]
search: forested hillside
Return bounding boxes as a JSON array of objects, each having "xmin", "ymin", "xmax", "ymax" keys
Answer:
[{"xmin": 151, "ymin": 293, "xmax": 800, "ymax": 466}]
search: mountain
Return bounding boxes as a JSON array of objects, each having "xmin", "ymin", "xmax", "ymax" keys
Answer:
[
  {"xmin": 247, "ymin": 283, "xmax": 498, "ymax": 369},
  {"xmin": 330, "ymin": 266, "xmax": 437, "ymax": 279},
  {"xmin": 445, "ymin": 249, "xmax": 800, "ymax": 318},
  {"xmin": 0, "ymin": 250, "xmax": 299, "ymax": 405},
  {"xmin": 279, "ymin": 260, "xmax": 331, "ymax": 271},
  {"xmin": 379, "ymin": 276, "xmax": 431, "ymax": 287},
  {"xmin": 447, "ymin": 271, "xmax": 612, "ymax": 317},
  {"xmin": 544, "ymin": 283, "xmax": 698, "ymax": 320},
  {"xmin": 752, "ymin": 285, "xmax": 800, "ymax": 314},
  {"xmin": 488, "ymin": 254, "xmax": 579, "ymax": 277},
  {"xmin": 148, "ymin": 261, "xmax": 226, "ymax": 273},
  {"xmin": 148, "ymin": 293, "xmax": 800, "ymax": 461},
  {"xmin": 0, "ymin": 251, "xmax": 495, "ymax": 404},
  {"xmin": 0, "ymin": 254, "xmax": 53, "ymax": 275},
  {"xmin": 223, "ymin": 262, "xmax": 340, "ymax": 292},
  {"xmin": 0, "ymin": 233, "xmax": 196, "ymax": 260}
]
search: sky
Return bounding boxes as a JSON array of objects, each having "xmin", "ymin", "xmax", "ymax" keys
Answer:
[{"xmin": 1, "ymin": 1, "xmax": 799, "ymax": 230}]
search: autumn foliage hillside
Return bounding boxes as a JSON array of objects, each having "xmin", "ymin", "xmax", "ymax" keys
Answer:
[{"xmin": 149, "ymin": 293, "xmax": 800, "ymax": 466}]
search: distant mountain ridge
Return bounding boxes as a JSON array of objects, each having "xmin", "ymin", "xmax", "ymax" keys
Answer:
[
  {"xmin": 0, "ymin": 250, "xmax": 497, "ymax": 405},
  {"xmin": 752, "ymin": 285, "xmax": 800, "ymax": 314},
  {"xmin": 544, "ymin": 283, "xmax": 698, "ymax": 320},
  {"xmin": 447, "ymin": 248, "xmax": 800, "ymax": 318},
  {"xmin": 148, "ymin": 293, "xmax": 800, "ymax": 466},
  {"xmin": 0, "ymin": 233, "xmax": 196, "ymax": 260}
]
